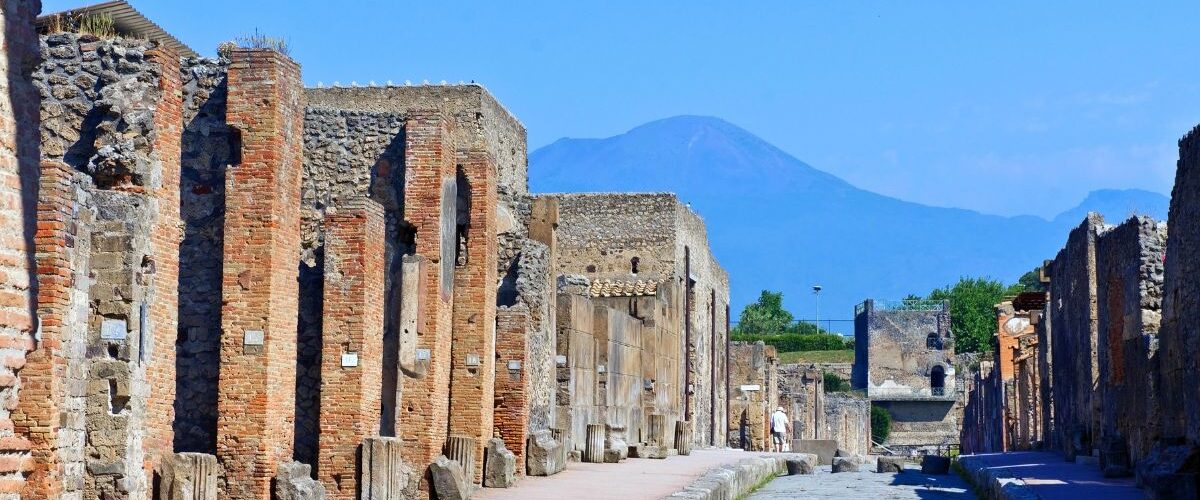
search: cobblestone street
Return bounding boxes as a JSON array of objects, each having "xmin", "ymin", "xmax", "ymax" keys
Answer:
[{"xmin": 747, "ymin": 465, "xmax": 974, "ymax": 500}]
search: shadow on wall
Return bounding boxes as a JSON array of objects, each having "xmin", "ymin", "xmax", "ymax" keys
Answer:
[{"xmin": 10, "ymin": 0, "xmax": 40, "ymax": 330}]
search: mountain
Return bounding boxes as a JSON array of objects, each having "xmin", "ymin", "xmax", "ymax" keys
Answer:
[{"xmin": 530, "ymin": 116, "xmax": 1170, "ymax": 329}]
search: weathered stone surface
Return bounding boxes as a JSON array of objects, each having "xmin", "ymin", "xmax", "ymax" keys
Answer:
[
  {"xmin": 876, "ymin": 456, "xmax": 906, "ymax": 473},
  {"xmin": 606, "ymin": 424, "xmax": 629, "ymax": 461},
  {"xmin": 785, "ymin": 454, "xmax": 817, "ymax": 475},
  {"xmin": 832, "ymin": 456, "xmax": 860, "ymax": 473},
  {"xmin": 361, "ymin": 436, "xmax": 417, "ymax": 500},
  {"xmin": 483, "ymin": 438, "xmax": 516, "ymax": 488},
  {"xmin": 584, "ymin": 423, "xmax": 605, "ymax": 463},
  {"xmin": 665, "ymin": 456, "xmax": 786, "ymax": 500},
  {"xmin": 674, "ymin": 420, "xmax": 693, "ymax": 456},
  {"xmin": 1135, "ymin": 443, "xmax": 1199, "ymax": 499},
  {"xmin": 795, "ymin": 439, "xmax": 838, "ymax": 465},
  {"xmin": 920, "ymin": 455, "xmax": 951, "ymax": 475},
  {"xmin": 526, "ymin": 430, "xmax": 561, "ymax": 476},
  {"xmin": 431, "ymin": 455, "xmax": 472, "ymax": 500},
  {"xmin": 274, "ymin": 461, "xmax": 327, "ymax": 500},
  {"xmin": 156, "ymin": 453, "xmax": 218, "ymax": 500}
]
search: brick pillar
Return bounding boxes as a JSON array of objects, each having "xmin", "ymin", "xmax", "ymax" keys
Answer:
[
  {"xmin": 494, "ymin": 305, "xmax": 532, "ymax": 475},
  {"xmin": 447, "ymin": 150, "xmax": 498, "ymax": 484},
  {"xmin": 15, "ymin": 162, "xmax": 75, "ymax": 497},
  {"xmin": 146, "ymin": 45, "xmax": 183, "ymax": 475},
  {"xmin": 216, "ymin": 48, "xmax": 304, "ymax": 499},
  {"xmin": 317, "ymin": 198, "xmax": 386, "ymax": 499},
  {"xmin": 397, "ymin": 111, "xmax": 456, "ymax": 495},
  {"xmin": 1, "ymin": 0, "xmax": 42, "ymax": 496}
]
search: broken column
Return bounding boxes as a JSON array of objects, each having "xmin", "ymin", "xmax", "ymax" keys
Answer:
[
  {"xmin": 494, "ymin": 305, "xmax": 532, "ymax": 475},
  {"xmin": 447, "ymin": 149, "xmax": 499, "ymax": 484},
  {"xmin": 215, "ymin": 47, "xmax": 305, "ymax": 499},
  {"xmin": 396, "ymin": 111, "xmax": 457, "ymax": 495},
  {"xmin": 361, "ymin": 437, "xmax": 416, "ymax": 500},
  {"xmin": 483, "ymin": 437, "xmax": 516, "ymax": 488},
  {"xmin": 157, "ymin": 453, "xmax": 219, "ymax": 500},
  {"xmin": 317, "ymin": 199, "xmax": 386, "ymax": 498},
  {"xmin": 583, "ymin": 424, "xmax": 605, "ymax": 463}
]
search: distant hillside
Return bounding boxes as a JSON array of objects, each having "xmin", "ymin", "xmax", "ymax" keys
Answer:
[{"xmin": 530, "ymin": 116, "xmax": 1170, "ymax": 326}]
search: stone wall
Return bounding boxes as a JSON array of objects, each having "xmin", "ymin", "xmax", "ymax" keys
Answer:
[
  {"xmin": 824, "ymin": 393, "xmax": 870, "ymax": 457},
  {"xmin": 1096, "ymin": 216, "xmax": 1166, "ymax": 464},
  {"xmin": 777, "ymin": 364, "xmax": 824, "ymax": 441},
  {"xmin": 961, "ymin": 360, "xmax": 1002, "ymax": 454},
  {"xmin": 1046, "ymin": 214, "xmax": 1105, "ymax": 460},
  {"xmin": 174, "ymin": 55, "xmax": 231, "ymax": 454},
  {"xmin": 853, "ymin": 301, "xmax": 955, "ymax": 398},
  {"xmin": 726, "ymin": 341, "xmax": 777, "ymax": 451},
  {"xmin": 30, "ymin": 30, "xmax": 182, "ymax": 498}
]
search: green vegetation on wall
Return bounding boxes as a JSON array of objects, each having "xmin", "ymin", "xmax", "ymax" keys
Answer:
[{"xmin": 871, "ymin": 405, "xmax": 892, "ymax": 443}]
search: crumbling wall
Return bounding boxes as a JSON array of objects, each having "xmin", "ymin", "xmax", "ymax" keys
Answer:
[
  {"xmin": 777, "ymin": 364, "xmax": 824, "ymax": 441},
  {"xmin": 824, "ymin": 393, "xmax": 870, "ymax": 456},
  {"xmin": 726, "ymin": 342, "xmax": 776, "ymax": 451},
  {"xmin": 33, "ymin": 31, "xmax": 181, "ymax": 498},
  {"xmin": 1047, "ymin": 214, "xmax": 1105, "ymax": 459},
  {"xmin": 961, "ymin": 361, "xmax": 1002, "ymax": 454},
  {"xmin": 856, "ymin": 302, "xmax": 955, "ymax": 398},
  {"xmin": 548, "ymin": 193, "xmax": 677, "ymax": 281},
  {"xmin": 676, "ymin": 204, "xmax": 730, "ymax": 447},
  {"xmin": 1096, "ymin": 216, "xmax": 1166, "ymax": 464},
  {"xmin": 175, "ymin": 56, "xmax": 230, "ymax": 454}
]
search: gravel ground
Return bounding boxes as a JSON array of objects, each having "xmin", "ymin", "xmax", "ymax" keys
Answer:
[{"xmin": 747, "ymin": 465, "xmax": 975, "ymax": 499}]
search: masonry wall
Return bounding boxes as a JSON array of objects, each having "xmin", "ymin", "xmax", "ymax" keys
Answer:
[
  {"xmin": 824, "ymin": 393, "xmax": 870, "ymax": 456},
  {"xmin": 726, "ymin": 341, "xmax": 776, "ymax": 451},
  {"xmin": 495, "ymin": 304, "xmax": 532, "ymax": 474},
  {"xmin": 1096, "ymin": 216, "xmax": 1166, "ymax": 464},
  {"xmin": 853, "ymin": 302, "xmax": 956, "ymax": 398},
  {"xmin": 174, "ymin": 56, "xmax": 232, "ymax": 454},
  {"xmin": 1, "ymin": 1, "xmax": 43, "ymax": 495},
  {"xmin": 777, "ymin": 364, "xmax": 824, "ymax": 441},
  {"xmin": 1047, "ymin": 214, "xmax": 1104, "ymax": 459},
  {"xmin": 31, "ymin": 31, "xmax": 183, "ymax": 497},
  {"xmin": 1160, "ymin": 126, "xmax": 1200, "ymax": 449},
  {"xmin": 960, "ymin": 360, "xmax": 1002, "ymax": 454}
]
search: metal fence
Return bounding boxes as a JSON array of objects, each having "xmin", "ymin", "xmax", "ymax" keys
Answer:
[
  {"xmin": 855, "ymin": 299, "xmax": 948, "ymax": 315},
  {"xmin": 730, "ymin": 319, "xmax": 854, "ymax": 339}
]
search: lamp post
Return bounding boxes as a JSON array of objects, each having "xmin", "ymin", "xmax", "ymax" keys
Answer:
[{"xmin": 812, "ymin": 285, "xmax": 822, "ymax": 332}]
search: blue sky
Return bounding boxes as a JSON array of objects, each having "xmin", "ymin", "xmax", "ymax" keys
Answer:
[{"xmin": 44, "ymin": 0, "xmax": 1198, "ymax": 217}]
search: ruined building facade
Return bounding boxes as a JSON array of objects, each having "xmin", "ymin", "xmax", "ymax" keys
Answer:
[
  {"xmin": 853, "ymin": 299, "xmax": 962, "ymax": 454},
  {"xmin": 0, "ymin": 2, "xmax": 739, "ymax": 498}
]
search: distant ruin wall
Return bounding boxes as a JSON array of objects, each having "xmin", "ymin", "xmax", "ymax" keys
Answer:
[{"xmin": 1096, "ymin": 216, "xmax": 1166, "ymax": 463}]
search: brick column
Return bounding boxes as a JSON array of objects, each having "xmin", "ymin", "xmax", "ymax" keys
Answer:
[
  {"xmin": 146, "ymin": 45, "xmax": 183, "ymax": 474},
  {"xmin": 494, "ymin": 305, "xmax": 532, "ymax": 475},
  {"xmin": 447, "ymin": 150, "xmax": 498, "ymax": 484},
  {"xmin": 216, "ymin": 48, "xmax": 304, "ymax": 499},
  {"xmin": 14, "ymin": 162, "xmax": 76, "ymax": 498},
  {"xmin": 397, "ymin": 111, "xmax": 456, "ymax": 495},
  {"xmin": 317, "ymin": 198, "xmax": 386, "ymax": 499},
  {"xmin": 0, "ymin": 0, "xmax": 42, "ymax": 496}
]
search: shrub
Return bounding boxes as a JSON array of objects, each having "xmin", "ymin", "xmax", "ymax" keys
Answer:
[
  {"xmin": 871, "ymin": 405, "xmax": 892, "ymax": 443},
  {"xmin": 730, "ymin": 332, "xmax": 851, "ymax": 352},
  {"xmin": 236, "ymin": 29, "xmax": 290, "ymax": 55},
  {"xmin": 823, "ymin": 372, "xmax": 850, "ymax": 392}
]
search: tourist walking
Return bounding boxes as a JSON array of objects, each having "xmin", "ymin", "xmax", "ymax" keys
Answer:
[{"xmin": 771, "ymin": 406, "xmax": 789, "ymax": 452}]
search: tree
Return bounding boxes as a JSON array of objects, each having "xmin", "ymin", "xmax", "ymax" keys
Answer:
[
  {"xmin": 871, "ymin": 405, "xmax": 892, "ymax": 443},
  {"xmin": 733, "ymin": 290, "xmax": 795, "ymax": 336},
  {"xmin": 926, "ymin": 277, "xmax": 1023, "ymax": 354},
  {"xmin": 1017, "ymin": 266, "xmax": 1046, "ymax": 292},
  {"xmin": 823, "ymin": 372, "xmax": 850, "ymax": 392}
]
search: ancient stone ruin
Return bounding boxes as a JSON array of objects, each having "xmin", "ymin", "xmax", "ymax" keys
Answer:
[{"xmin": 0, "ymin": 1, "xmax": 749, "ymax": 498}]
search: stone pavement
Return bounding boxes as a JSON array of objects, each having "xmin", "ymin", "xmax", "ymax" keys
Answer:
[
  {"xmin": 747, "ymin": 465, "xmax": 973, "ymax": 499},
  {"xmin": 475, "ymin": 449, "xmax": 761, "ymax": 500},
  {"xmin": 958, "ymin": 452, "xmax": 1142, "ymax": 499}
]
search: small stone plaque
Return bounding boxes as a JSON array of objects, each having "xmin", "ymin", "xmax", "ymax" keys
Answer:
[
  {"xmin": 100, "ymin": 319, "xmax": 127, "ymax": 340},
  {"xmin": 341, "ymin": 352, "xmax": 359, "ymax": 368},
  {"xmin": 555, "ymin": 355, "xmax": 568, "ymax": 366},
  {"xmin": 243, "ymin": 330, "xmax": 265, "ymax": 346},
  {"xmin": 465, "ymin": 354, "xmax": 481, "ymax": 367},
  {"xmin": 416, "ymin": 348, "xmax": 431, "ymax": 361},
  {"xmin": 740, "ymin": 384, "xmax": 761, "ymax": 392},
  {"xmin": 507, "ymin": 360, "xmax": 522, "ymax": 371}
]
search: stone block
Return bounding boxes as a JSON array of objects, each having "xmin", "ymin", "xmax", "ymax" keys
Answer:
[
  {"xmin": 156, "ymin": 452, "xmax": 218, "ymax": 500},
  {"xmin": 921, "ymin": 455, "xmax": 951, "ymax": 475},
  {"xmin": 274, "ymin": 461, "xmax": 327, "ymax": 500},
  {"xmin": 784, "ymin": 454, "xmax": 817, "ymax": 475},
  {"xmin": 526, "ymin": 430, "xmax": 561, "ymax": 476},
  {"xmin": 643, "ymin": 444, "xmax": 669, "ymax": 459},
  {"xmin": 444, "ymin": 435, "xmax": 478, "ymax": 485},
  {"xmin": 795, "ymin": 439, "xmax": 838, "ymax": 465},
  {"xmin": 604, "ymin": 449, "xmax": 623, "ymax": 463},
  {"xmin": 430, "ymin": 455, "xmax": 471, "ymax": 500},
  {"xmin": 361, "ymin": 437, "xmax": 417, "ymax": 500},
  {"xmin": 483, "ymin": 438, "xmax": 516, "ymax": 488},
  {"xmin": 832, "ymin": 457, "xmax": 860, "ymax": 473},
  {"xmin": 1135, "ymin": 443, "xmax": 1199, "ymax": 499},
  {"xmin": 606, "ymin": 425, "xmax": 629, "ymax": 461},
  {"xmin": 876, "ymin": 456, "xmax": 906, "ymax": 473}
]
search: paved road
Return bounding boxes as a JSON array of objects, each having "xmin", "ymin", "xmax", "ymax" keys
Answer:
[
  {"xmin": 747, "ymin": 465, "xmax": 974, "ymax": 500},
  {"xmin": 959, "ymin": 451, "xmax": 1142, "ymax": 499},
  {"xmin": 476, "ymin": 448, "xmax": 759, "ymax": 500}
]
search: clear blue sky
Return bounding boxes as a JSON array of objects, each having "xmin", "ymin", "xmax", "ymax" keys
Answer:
[{"xmin": 44, "ymin": 0, "xmax": 1199, "ymax": 217}]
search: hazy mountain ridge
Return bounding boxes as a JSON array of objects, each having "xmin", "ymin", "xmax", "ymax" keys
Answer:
[{"xmin": 530, "ymin": 116, "xmax": 1170, "ymax": 322}]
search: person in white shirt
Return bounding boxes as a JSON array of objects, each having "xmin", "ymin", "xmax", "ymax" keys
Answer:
[{"xmin": 771, "ymin": 406, "xmax": 789, "ymax": 452}]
